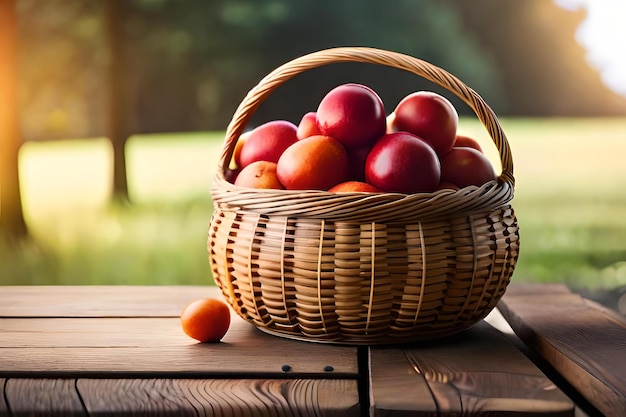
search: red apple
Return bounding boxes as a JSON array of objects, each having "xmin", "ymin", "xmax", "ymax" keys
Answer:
[
  {"xmin": 277, "ymin": 135, "xmax": 350, "ymax": 190},
  {"xmin": 440, "ymin": 147, "xmax": 496, "ymax": 188},
  {"xmin": 436, "ymin": 181, "xmax": 460, "ymax": 191},
  {"xmin": 234, "ymin": 161, "xmax": 284, "ymax": 189},
  {"xmin": 224, "ymin": 167, "xmax": 240, "ymax": 184},
  {"xmin": 296, "ymin": 112, "xmax": 321, "ymax": 139},
  {"xmin": 316, "ymin": 83, "xmax": 386, "ymax": 149},
  {"xmin": 391, "ymin": 91, "xmax": 458, "ymax": 156},
  {"xmin": 238, "ymin": 120, "xmax": 298, "ymax": 168},
  {"xmin": 365, "ymin": 132, "xmax": 441, "ymax": 193},
  {"xmin": 329, "ymin": 181, "xmax": 383, "ymax": 193},
  {"xmin": 453, "ymin": 134, "xmax": 483, "ymax": 153}
]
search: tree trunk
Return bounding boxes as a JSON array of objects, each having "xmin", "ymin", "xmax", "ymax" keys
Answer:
[
  {"xmin": 0, "ymin": 0, "xmax": 29, "ymax": 244},
  {"xmin": 104, "ymin": 0, "xmax": 131, "ymax": 202}
]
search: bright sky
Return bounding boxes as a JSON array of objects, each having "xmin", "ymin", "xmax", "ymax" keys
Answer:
[{"xmin": 555, "ymin": 0, "xmax": 626, "ymax": 97}]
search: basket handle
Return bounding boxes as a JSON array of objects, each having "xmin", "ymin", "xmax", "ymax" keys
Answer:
[{"xmin": 217, "ymin": 47, "xmax": 514, "ymax": 187}]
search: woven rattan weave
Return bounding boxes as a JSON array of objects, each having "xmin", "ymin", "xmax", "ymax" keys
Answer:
[{"xmin": 208, "ymin": 47, "xmax": 520, "ymax": 345}]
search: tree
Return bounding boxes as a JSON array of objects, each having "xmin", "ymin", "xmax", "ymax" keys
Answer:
[
  {"xmin": 448, "ymin": 0, "xmax": 626, "ymax": 116},
  {"xmin": 0, "ymin": 0, "xmax": 28, "ymax": 244},
  {"xmin": 104, "ymin": 0, "xmax": 132, "ymax": 202}
]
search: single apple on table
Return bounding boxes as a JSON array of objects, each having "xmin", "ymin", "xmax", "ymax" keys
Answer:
[
  {"xmin": 365, "ymin": 132, "xmax": 441, "ymax": 194},
  {"xmin": 391, "ymin": 91, "xmax": 458, "ymax": 156}
]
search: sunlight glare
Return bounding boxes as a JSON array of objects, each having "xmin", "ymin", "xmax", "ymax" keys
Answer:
[{"xmin": 555, "ymin": 0, "xmax": 626, "ymax": 97}]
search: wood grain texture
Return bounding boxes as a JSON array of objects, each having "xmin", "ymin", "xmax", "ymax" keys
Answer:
[
  {"xmin": 369, "ymin": 321, "xmax": 574, "ymax": 416},
  {"xmin": 77, "ymin": 378, "xmax": 359, "ymax": 417},
  {"xmin": 499, "ymin": 284, "xmax": 626, "ymax": 417},
  {"xmin": 4, "ymin": 378, "xmax": 85, "ymax": 416},
  {"xmin": 368, "ymin": 348, "xmax": 438, "ymax": 417},
  {"xmin": 0, "ymin": 285, "xmax": 211, "ymax": 317},
  {"xmin": 0, "ymin": 314, "xmax": 358, "ymax": 377},
  {"xmin": 0, "ymin": 286, "xmax": 357, "ymax": 378}
]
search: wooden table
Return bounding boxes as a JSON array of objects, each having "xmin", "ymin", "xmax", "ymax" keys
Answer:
[{"xmin": 0, "ymin": 284, "xmax": 624, "ymax": 416}]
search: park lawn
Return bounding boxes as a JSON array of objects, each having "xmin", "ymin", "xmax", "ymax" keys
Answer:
[{"xmin": 1, "ymin": 117, "xmax": 626, "ymax": 291}]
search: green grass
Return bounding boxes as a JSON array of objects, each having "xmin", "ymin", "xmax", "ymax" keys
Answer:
[
  {"xmin": 2, "ymin": 119, "xmax": 626, "ymax": 290},
  {"xmin": 2, "ymin": 132, "xmax": 223, "ymax": 286}
]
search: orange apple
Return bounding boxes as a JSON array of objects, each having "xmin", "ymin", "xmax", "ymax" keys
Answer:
[
  {"xmin": 234, "ymin": 161, "xmax": 284, "ymax": 189},
  {"xmin": 391, "ymin": 91, "xmax": 458, "ymax": 156},
  {"xmin": 238, "ymin": 120, "xmax": 298, "ymax": 168},
  {"xmin": 329, "ymin": 181, "xmax": 383, "ymax": 193},
  {"xmin": 230, "ymin": 130, "xmax": 251, "ymax": 170},
  {"xmin": 440, "ymin": 147, "xmax": 496, "ymax": 188},
  {"xmin": 296, "ymin": 112, "xmax": 321, "ymax": 139},
  {"xmin": 316, "ymin": 83, "xmax": 386, "ymax": 149},
  {"xmin": 277, "ymin": 135, "xmax": 350, "ymax": 190}
]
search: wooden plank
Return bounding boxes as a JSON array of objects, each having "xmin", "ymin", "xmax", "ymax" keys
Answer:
[
  {"xmin": 368, "ymin": 348, "xmax": 438, "ymax": 416},
  {"xmin": 498, "ymin": 284, "xmax": 626, "ymax": 417},
  {"xmin": 77, "ymin": 378, "xmax": 359, "ymax": 417},
  {"xmin": 4, "ymin": 378, "xmax": 85, "ymax": 416},
  {"xmin": 0, "ymin": 285, "xmax": 211, "ymax": 317},
  {"xmin": 369, "ymin": 321, "xmax": 574, "ymax": 416},
  {"xmin": 0, "ymin": 314, "xmax": 358, "ymax": 377},
  {"xmin": 503, "ymin": 283, "xmax": 573, "ymax": 297},
  {"xmin": 0, "ymin": 379, "xmax": 8, "ymax": 417}
]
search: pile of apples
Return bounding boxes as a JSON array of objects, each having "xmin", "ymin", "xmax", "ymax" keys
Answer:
[{"xmin": 227, "ymin": 83, "xmax": 496, "ymax": 194}]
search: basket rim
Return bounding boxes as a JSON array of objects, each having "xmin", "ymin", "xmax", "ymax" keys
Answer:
[{"xmin": 211, "ymin": 176, "xmax": 513, "ymax": 222}]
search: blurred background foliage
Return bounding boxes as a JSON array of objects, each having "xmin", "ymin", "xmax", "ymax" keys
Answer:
[
  {"xmin": 15, "ymin": 0, "xmax": 626, "ymax": 141},
  {"xmin": 2, "ymin": 0, "xmax": 626, "ymax": 313}
]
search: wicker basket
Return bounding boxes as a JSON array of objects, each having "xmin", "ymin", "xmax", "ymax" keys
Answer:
[{"xmin": 208, "ymin": 47, "xmax": 519, "ymax": 345}]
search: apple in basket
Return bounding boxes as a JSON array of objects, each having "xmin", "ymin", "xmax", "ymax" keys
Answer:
[
  {"xmin": 365, "ymin": 131, "xmax": 441, "ymax": 193},
  {"xmin": 296, "ymin": 111, "xmax": 321, "ymax": 139},
  {"xmin": 440, "ymin": 147, "xmax": 496, "ymax": 188},
  {"xmin": 230, "ymin": 130, "xmax": 249, "ymax": 170},
  {"xmin": 390, "ymin": 91, "xmax": 459, "ymax": 156},
  {"xmin": 453, "ymin": 134, "xmax": 483, "ymax": 153},
  {"xmin": 329, "ymin": 181, "xmax": 383, "ymax": 193},
  {"xmin": 237, "ymin": 120, "xmax": 299, "ymax": 168},
  {"xmin": 316, "ymin": 83, "xmax": 387, "ymax": 149},
  {"xmin": 276, "ymin": 135, "xmax": 350, "ymax": 190},
  {"xmin": 226, "ymin": 82, "xmax": 497, "ymax": 193},
  {"xmin": 234, "ymin": 160, "xmax": 284, "ymax": 190}
]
